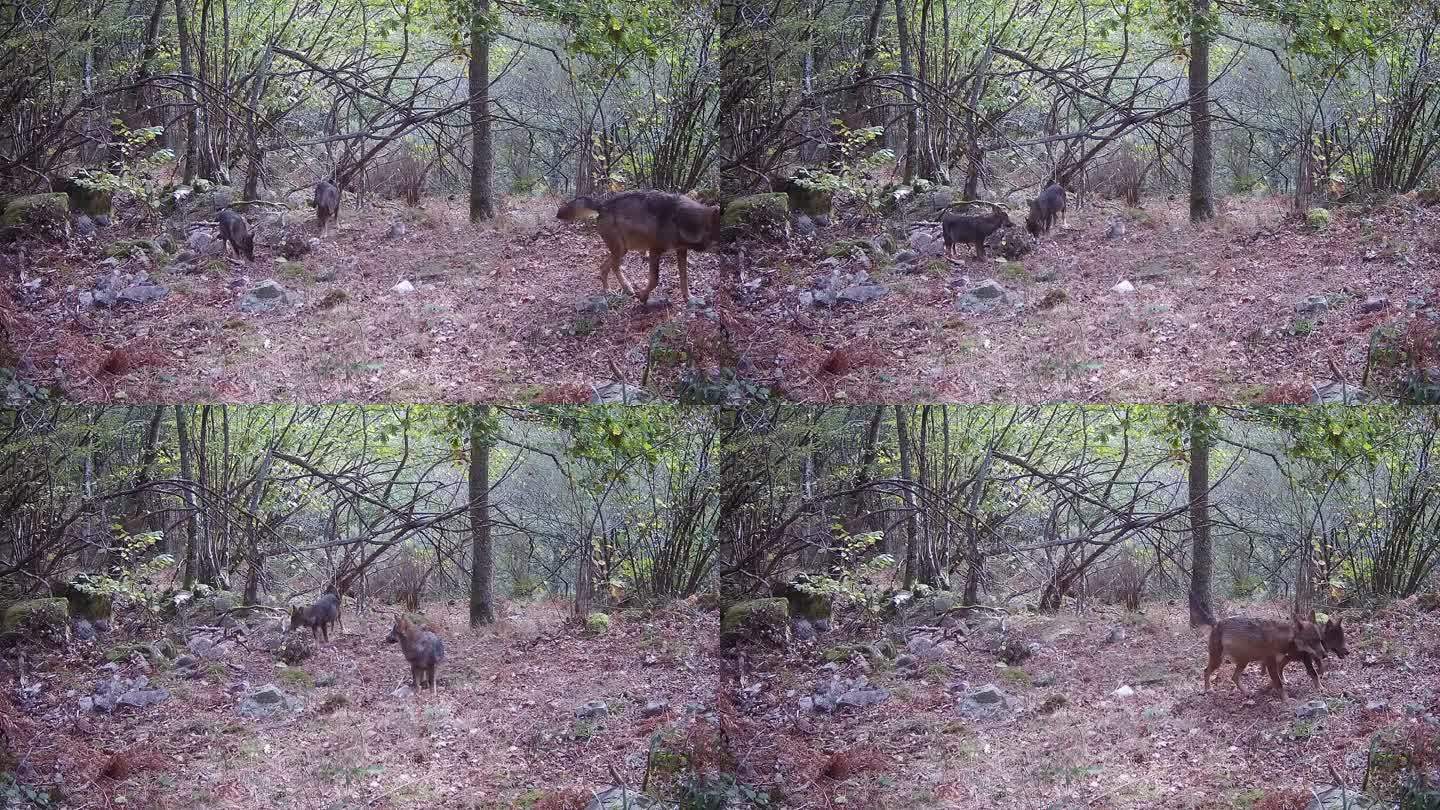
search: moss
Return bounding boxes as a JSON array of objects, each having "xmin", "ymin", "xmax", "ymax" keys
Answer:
[
  {"xmin": 1306, "ymin": 207, "xmax": 1332, "ymax": 230},
  {"xmin": 2, "ymin": 597, "xmax": 69, "ymax": 633},
  {"xmin": 584, "ymin": 612, "xmax": 611, "ymax": 635},
  {"xmin": 720, "ymin": 597, "xmax": 790, "ymax": 646},
  {"xmin": 277, "ymin": 667, "xmax": 315, "ymax": 689},
  {"xmin": 0, "ymin": 193, "xmax": 69, "ymax": 227}
]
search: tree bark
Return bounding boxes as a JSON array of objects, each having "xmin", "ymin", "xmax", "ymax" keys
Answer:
[
  {"xmin": 468, "ymin": 0, "xmax": 495, "ymax": 221},
  {"xmin": 175, "ymin": 0, "xmax": 200, "ymax": 183},
  {"xmin": 174, "ymin": 406, "xmax": 200, "ymax": 589},
  {"xmin": 468, "ymin": 405, "xmax": 496, "ymax": 626},
  {"xmin": 893, "ymin": 0, "xmax": 919, "ymax": 184},
  {"xmin": 895, "ymin": 406, "xmax": 920, "ymax": 588},
  {"xmin": 1187, "ymin": 404, "xmax": 1216, "ymax": 627},
  {"xmin": 1187, "ymin": 0, "xmax": 1216, "ymax": 221}
]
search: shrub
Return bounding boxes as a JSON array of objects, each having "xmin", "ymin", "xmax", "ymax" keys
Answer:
[{"xmin": 584, "ymin": 612, "xmax": 611, "ymax": 635}]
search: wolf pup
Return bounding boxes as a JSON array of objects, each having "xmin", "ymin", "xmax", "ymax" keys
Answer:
[
  {"xmin": 289, "ymin": 592, "xmax": 341, "ymax": 642},
  {"xmin": 1278, "ymin": 614, "xmax": 1347, "ymax": 692},
  {"xmin": 556, "ymin": 190, "xmax": 722, "ymax": 305},
  {"xmin": 1203, "ymin": 613, "xmax": 1327, "ymax": 699},
  {"xmin": 1025, "ymin": 182, "xmax": 1068, "ymax": 237},
  {"xmin": 385, "ymin": 614, "xmax": 444, "ymax": 692},
  {"xmin": 216, "ymin": 209, "xmax": 255, "ymax": 262},
  {"xmin": 315, "ymin": 180, "xmax": 340, "ymax": 236},
  {"xmin": 941, "ymin": 202, "xmax": 1014, "ymax": 260}
]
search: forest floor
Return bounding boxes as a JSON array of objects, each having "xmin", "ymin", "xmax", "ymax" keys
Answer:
[
  {"xmin": 4, "ymin": 196, "xmax": 729, "ymax": 403},
  {"xmin": 723, "ymin": 598, "xmax": 1440, "ymax": 809},
  {"xmin": 5, "ymin": 598, "xmax": 720, "ymax": 810},
  {"xmin": 727, "ymin": 195, "xmax": 1440, "ymax": 403}
]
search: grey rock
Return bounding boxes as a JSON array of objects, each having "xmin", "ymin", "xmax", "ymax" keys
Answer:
[
  {"xmin": 959, "ymin": 683, "xmax": 1010, "ymax": 718},
  {"xmin": 576, "ymin": 295, "xmax": 611, "ymax": 314},
  {"xmin": 837, "ymin": 283, "xmax": 888, "ymax": 304},
  {"xmin": 386, "ymin": 221, "xmax": 408, "ymax": 239},
  {"xmin": 73, "ymin": 214, "xmax": 96, "ymax": 237},
  {"xmin": 240, "ymin": 279, "xmax": 290, "ymax": 313},
  {"xmin": 813, "ymin": 214, "xmax": 832, "ymax": 228},
  {"xmin": 837, "ymin": 687, "xmax": 890, "ymax": 709},
  {"xmin": 117, "ymin": 688, "xmax": 169, "ymax": 709},
  {"xmin": 893, "ymin": 249, "xmax": 918, "ymax": 265},
  {"xmin": 186, "ymin": 636, "xmax": 215, "ymax": 656},
  {"xmin": 793, "ymin": 213, "xmax": 816, "ymax": 236},
  {"xmin": 238, "ymin": 684, "xmax": 295, "ymax": 718},
  {"xmin": 94, "ymin": 214, "xmax": 112, "ymax": 228},
  {"xmin": 117, "ymin": 283, "xmax": 168, "ymax": 304},
  {"xmin": 1360, "ymin": 296, "xmax": 1388, "ymax": 313},
  {"xmin": 585, "ymin": 787, "xmax": 677, "ymax": 810},
  {"xmin": 72, "ymin": 618, "xmax": 96, "ymax": 641},
  {"xmin": 1295, "ymin": 699, "xmax": 1329, "ymax": 719},
  {"xmin": 575, "ymin": 700, "xmax": 609, "ymax": 719},
  {"xmin": 641, "ymin": 700, "xmax": 668, "ymax": 718},
  {"xmin": 1295, "ymin": 295, "xmax": 1330, "ymax": 314},
  {"xmin": 792, "ymin": 617, "xmax": 816, "ymax": 641},
  {"xmin": 812, "ymin": 618, "xmax": 832, "ymax": 633},
  {"xmin": 1105, "ymin": 627, "xmax": 1127, "ymax": 644},
  {"xmin": 1305, "ymin": 786, "xmax": 1397, "ymax": 810},
  {"xmin": 971, "ymin": 279, "xmax": 1008, "ymax": 300},
  {"xmin": 314, "ymin": 673, "xmax": 339, "ymax": 688}
]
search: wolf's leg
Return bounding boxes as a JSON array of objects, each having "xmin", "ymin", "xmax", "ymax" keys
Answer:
[
  {"xmin": 1231, "ymin": 658, "xmax": 1249, "ymax": 691},
  {"xmin": 636, "ymin": 250, "xmax": 662, "ymax": 304},
  {"xmin": 677, "ymin": 249, "xmax": 692, "ymax": 301}
]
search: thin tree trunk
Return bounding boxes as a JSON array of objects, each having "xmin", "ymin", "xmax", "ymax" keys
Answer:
[
  {"xmin": 894, "ymin": 0, "xmax": 919, "ymax": 184},
  {"xmin": 468, "ymin": 405, "xmax": 496, "ymax": 626},
  {"xmin": 468, "ymin": 0, "xmax": 495, "ymax": 221},
  {"xmin": 175, "ymin": 406, "xmax": 200, "ymax": 589},
  {"xmin": 1188, "ymin": 0, "xmax": 1215, "ymax": 221},
  {"xmin": 1187, "ymin": 404, "xmax": 1216, "ymax": 627},
  {"xmin": 895, "ymin": 406, "xmax": 920, "ymax": 588},
  {"xmin": 175, "ymin": 0, "xmax": 200, "ymax": 183}
]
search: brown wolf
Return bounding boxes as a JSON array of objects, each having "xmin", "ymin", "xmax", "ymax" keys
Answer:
[
  {"xmin": 289, "ymin": 592, "xmax": 341, "ymax": 642},
  {"xmin": 385, "ymin": 615, "xmax": 444, "ymax": 692},
  {"xmin": 1279, "ymin": 615, "xmax": 1347, "ymax": 691},
  {"xmin": 941, "ymin": 202, "xmax": 1014, "ymax": 259},
  {"xmin": 1203, "ymin": 614, "xmax": 1327, "ymax": 699},
  {"xmin": 556, "ymin": 191, "xmax": 722, "ymax": 305},
  {"xmin": 1026, "ymin": 183, "xmax": 1068, "ymax": 237}
]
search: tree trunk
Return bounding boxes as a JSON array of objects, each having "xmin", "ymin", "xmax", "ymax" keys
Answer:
[
  {"xmin": 174, "ymin": 406, "xmax": 201, "ymax": 589},
  {"xmin": 852, "ymin": 0, "xmax": 887, "ymax": 132},
  {"xmin": 133, "ymin": 406, "xmax": 164, "ymax": 542},
  {"xmin": 468, "ymin": 0, "xmax": 495, "ymax": 222},
  {"xmin": 175, "ymin": 0, "xmax": 200, "ymax": 183},
  {"xmin": 468, "ymin": 405, "xmax": 496, "ymax": 626},
  {"xmin": 1187, "ymin": 0, "xmax": 1215, "ymax": 221},
  {"xmin": 893, "ymin": 0, "xmax": 919, "ymax": 184},
  {"xmin": 1187, "ymin": 404, "xmax": 1216, "ymax": 627},
  {"xmin": 575, "ymin": 544, "xmax": 593, "ymax": 618},
  {"xmin": 242, "ymin": 42, "xmax": 273, "ymax": 201},
  {"xmin": 895, "ymin": 406, "xmax": 920, "ymax": 588}
]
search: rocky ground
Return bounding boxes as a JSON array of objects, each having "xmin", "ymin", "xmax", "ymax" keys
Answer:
[
  {"xmin": 726, "ymin": 193, "xmax": 1440, "ymax": 403},
  {"xmin": 722, "ymin": 596, "xmax": 1440, "ymax": 809},
  {"xmin": 3, "ymin": 190, "xmax": 729, "ymax": 403},
  {"xmin": 1, "ymin": 595, "xmax": 721, "ymax": 810}
]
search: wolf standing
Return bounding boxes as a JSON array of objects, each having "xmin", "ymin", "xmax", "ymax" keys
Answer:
[{"xmin": 556, "ymin": 191, "xmax": 722, "ymax": 305}]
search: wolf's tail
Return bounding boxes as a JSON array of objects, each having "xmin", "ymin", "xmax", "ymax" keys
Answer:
[{"xmin": 556, "ymin": 195, "xmax": 603, "ymax": 221}]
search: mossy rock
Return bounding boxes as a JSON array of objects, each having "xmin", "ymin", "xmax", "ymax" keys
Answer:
[
  {"xmin": 0, "ymin": 193, "xmax": 71, "ymax": 239},
  {"xmin": 189, "ymin": 590, "xmax": 241, "ymax": 623},
  {"xmin": 907, "ymin": 590, "xmax": 965, "ymax": 625},
  {"xmin": 52, "ymin": 175, "xmax": 114, "ymax": 216},
  {"xmin": 720, "ymin": 193, "xmax": 790, "ymax": 241},
  {"xmin": 105, "ymin": 640, "xmax": 168, "ymax": 663},
  {"xmin": 3, "ymin": 597, "xmax": 69, "ymax": 631},
  {"xmin": 585, "ymin": 612, "xmax": 611, "ymax": 635},
  {"xmin": 821, "ymin": 641, "xmax": 891, "ymax": 663},
  {"xmin": 773, "ymin": 170, "xmax": 834, "ymax": 216},
  {"xmin": 720, "ymin": 597, "xmax": 790, "ymax": 647},
  {"xmin": 772, "ymin": 574, "xmax": 834, "ymax": 622},
  {"xmin": 51, "ymin": 575, "xmax": 114, "ymax": 619},
  {"xmin": 1306, "ymin": 207, "xmax": 1332, "ymax": 230},
  {"xmin": 104, "ymin": 238, "xmax": 165, "ymax": 259}
]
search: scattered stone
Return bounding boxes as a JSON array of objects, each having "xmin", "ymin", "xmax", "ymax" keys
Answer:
[
  {"xmin": 81, "ymin": 269, "xmax": 170, "ymax": 308},
  {"xmin": 1112, "ymin": 685, "xmax": 1135, "ymax": 699},
  {"xmin": 813, "ymin": 214, "xmax": 832, "ymax": 228},
  {"xmin": 94, "ymin": 214, "xmax": 112, "ymax": 228},
  {"xmin": 73, "ymin": 214, "xmax": 96, "ymax": 237},
  {"xmin": 314, "ymin": 672, "xmax": 339, "ymax": 688},
  {"xmin": 955, "ymin": 279, "xmax": 1012, "ymax": 313},
  {"xmin": 1295, "ymin": 699, "xmax": 1329, "ymax": 718},
  {"xmin": 1306, "ymin": 786, "xmax": 1396, "ymax": 810},
  {"xmin": 908, "ymin": 228, "xmax": 947, "ymax": 259},
  {"xmin": 575, "ymin": 700, "xmax": 609, "ymax": 719},
  {"xmin": 386, "ymin": 221, "xmax": 408, "ymax": 239},
  {"xmin": 117, "ymin": 688, "xmax": 170, "ymax": 709},
  {"xmin": 390, "ymin": 684, "xmax": 415, "ymax": 698},
  {"xmin": 392, "ymin": 279, "xmax": 415, "ymax": 294},
  {"xmin": 279, "ymin": 230, "xmax": 314, "ymax": 260},
  {"xmin": 837, "ymin": 687, "xmax": 890, "ymax": 709},
  {"xmin": 314, "ymin": 267, "xmax": 339, "ymax": 283},
  {"xmin": 590, "ymin": 382, "xmax": 654, "ymax": 405},
  {"xmin": 1105, "ymin": 627, "xmax": 1127, "ymax": 644},
  {"xmin": 1, "ymin": 193, "xmax": 71, "ymax": 240},
  {"xmin": 641, "ymin": 700, "xmax": 668, "ymax": 718},
  {"xmin": 1360, "ymin": 296, "xmax": 1388, "ymax": 313},
  {"xmin": 576, "ymin": 295, "xmax": 611, "ymax": 314},
  {"xmin": 998, "ymin": 638, "xmax": 1031, "ymax": 665},
  {"xmin": 585, "ymin": 787, "xmax": 677, "ymax": 810},
  {"xmin": 3, "ymin": 598, "xmax": 70, "ymax": 642},
  {"xmin": 1112, "ymin": 279, "xmax": 1136, "ymax": 294},
  {"xmin": 72, "ymin": 618, "xmax": 96, "ymax": 641},
  {"xmin": 792, "ymin": 617, "xmax": 816, "ymax": 642},
  {"xmin": 793, "ymin": 213, "xmax": 816, "ymax": 236},
  {"xmin": 278, "ymin": 630, "xmax": 315, "ymax": 665},
  {"xmin": 186, "ymin": 636, "xmax": 215, "ymax": 656},
  {"xmin": 1365, "ymin": 700, "xmax": 1388, "ymax": 712},
  {"xmin": 1296, "ymin": 295, "xmax": 1329, "ymax": 314},
  {"xmin": 239, "ymin": 279, "xmax": 290, "ymax": 313},
  {"xmin": 893, "ymin": 249, "xmax": 918, "ymax": 265},
  {"xmin": 1105, "ymin": 219, "xmax": 1127, "ymax": 239},
  {"xmin": 239, "ymin": 684, "xmax": 296, "ymax": 718},
  {"xmin": 1032, "ymin": 673, "xmax": 1058, "ymax": 687},
  {"xmin": 959, "ymin": 684, "xmax": 1010, "ymax": 718}
]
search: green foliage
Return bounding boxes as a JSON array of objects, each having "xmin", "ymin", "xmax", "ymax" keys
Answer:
[
  {"xmin": 75, "ymin": 529, "xmax": 175, "ymax": 616},
  {"xmin": 1306, "ymin": 207, "xmax": 1333, "ymax": 229},
  {"xmin": 791, "ymin": 123, "xmax": 896, "ymax": 213},
  {"xmin": 0, "ymin": 773, "xmax": 53, "ymax": 809},
  {"xmin": 584, "ymin": 611, "xmax": 611, "ymax": 635},
  {"xmin": 73, "ymin": 121, "xmax": 174, "ymax": 217}
]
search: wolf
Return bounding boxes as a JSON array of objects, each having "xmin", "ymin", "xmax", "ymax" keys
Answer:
[
  {"xmin": 216, "ymin": 209, "xmax": 255, "ymax": 262},
  {"xmin": 315, "ymin": 181, "xmax": 340, "ymax": 236},
  {"xmin": 385, "ymin": 614, "xmax": 444, "ymax": 692},
  {"xmin": 1026, "ymin": 183, "xmax": 1068, "ymax": 237},
  {"xmin": 556, "ymin": 190, "xmax": 722, "ymax": 305},
  {"xmin": 1278, "ymin": 615, "xmax": 1347, "ymax": 692},
  {"xmin": 941, "ymin": 202, "xmax": 1014, "ymax": 259},
  {"xmin": 289, "ymin": 592, "xmax": 341, "ymax": 642},
  {"xmin": 1203, "ymin": 613, "xmax": 1328, "ymax": 699}
]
